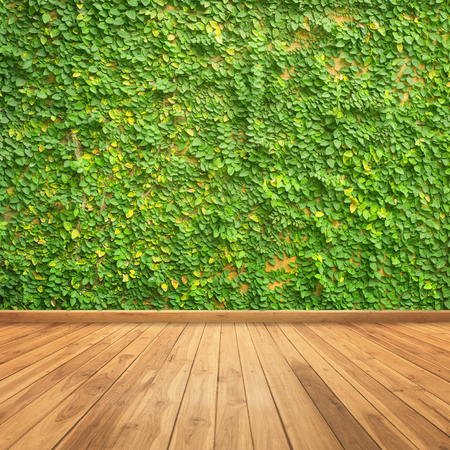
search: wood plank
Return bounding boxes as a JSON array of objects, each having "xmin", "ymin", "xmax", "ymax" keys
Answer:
[
  {"xmin": 399, "ymin": 322, "xmax": 450, "ymax": 341},
  {"xmin": 0, "ymin": 323, "xmax": 119, "ymax": 404},
  {"xmin": 1, "ymin": 310, "xmax": 450, "ymax": 323},
  {"xmin": 266, "ymin": 323, "xmax": 381, "ymax": 450},
  {"xmin": 110, "ymin": 323, "xmax": 205, "ymax": 450},
  {"xmin": 346, "ymin": 323, "xmax": 450, "ymax": 383},
  {"xmin": 0, "ymin": 323, "xmax": 88, "ymax": 364},
  {"xmin": 312, "ymin": 324, "xmax": 450, "ymax": 435},
  {"xmin": 335, "ymin": 324, "xmax": 450, "ymax": 406},
  {"xmin": 0, "ymin": 323, "xmax": 64, "ymax": 353},
  {"xmin": 0, "ymin": 324, "xmax": 45, "ymax": 344},
  {"xmin": 168, "ymin": 323, "xmax": 221, "ymax": 450},
  {"xmin": 235, "ymin": 323, "xmax": 290, "ymax": 450},
  {"xmin": 383, "ymin": 322, "xmax": 450, "ymax": 351},
  {"xmin": 353, "ymin": 323, "xmax": 450, "ymax": 372},
  {"xmin": 248, "ymin": 323, "xmax": 343, "ymax": 450},
  {"xmin": 279, "ymin": 324, "xmax": 414, "ymax": 450},
  {"xmin": 214, "ymin": 323, "xmax": 253, "ymax": 450},
  {"xmin": 292, "ymin": 323, "xmax": 450, "ymax": 450},
  {"xmin": 8, "ymin": 324, "xmax": 167, "ymax": 450},
  {"xmin": 0, "ymin": 323, "xmax": 138, "ymax": 427},
  {"xmin": 0, "ymin": 323, "xmax": 106, "ymax": 382},
  {"xmin": 55, "ymin": 323, "xmax": 187, "ymax": 450}
]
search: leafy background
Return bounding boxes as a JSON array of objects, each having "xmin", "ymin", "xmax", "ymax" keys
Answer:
[{"xmin": 1, "ymin": 0, "xmax": 450, "ymax": 311}]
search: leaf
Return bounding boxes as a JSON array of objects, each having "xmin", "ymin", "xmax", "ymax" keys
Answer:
[
  {"xmin": 424, "ymin": 282, "xmax": 433, "ymax": 290},
  {"xmin": 168, "ymin": 34, "xmax": 175, "ymax": 41},
  {"xmin": 396, "ymin": 43, "xmax": 403, "ymax": 53},
  {"xmin": 63, "ymin": 221, "xmax": 72, "ymax": 232},
  {"xmin": 315, "ymin": 212, "xmax": 324, "ymax": 217},
  {"xmin": 182, "ymin": 276, "xmax": 188, "ymax": 284},
  {"xmin": 126, "ymin": 209, "xmax": 134, "ymax": 218},
  {"xmin": 16, "ymin": 78, "xmax": 26, "ymax": 87},
  {"xmin": 123, "ymin": 273, "xmax": 129, "ymax": 282},
  {"xmin": 43, "ymin": 13, "xmax": 51, "ymax": 23},
  {"xmin": 126, "ymin": 10, "xmax": 136, "ymax": 19},
  {"xmin": 171, "ymin": 279, "xmax": 179, "ymax": 289},
  {"xmin": 215, "ymin": 35, "xmax": 223, "ymax": 44},
  {"xmin": 71, "ymin": 229, "xmax": 80, "ymax": 239},
  {"xmin": 161, "ymin": 283, "xmax": 168, "ymax": 292},
  {"xmin": 350, "ymin": 204, "xmax": 357, "ymax": 213}
]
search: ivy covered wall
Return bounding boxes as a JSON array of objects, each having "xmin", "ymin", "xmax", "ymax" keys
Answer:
[{"xmin": 1, "ymin": 0, "xmax": 450, "ymax": 310}]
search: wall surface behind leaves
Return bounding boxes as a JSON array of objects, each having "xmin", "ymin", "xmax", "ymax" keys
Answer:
[{"xmin": 1, "ymin": 0, "xmax": 450, "ymax": 311}]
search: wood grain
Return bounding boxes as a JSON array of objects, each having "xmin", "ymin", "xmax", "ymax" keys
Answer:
[
  {"xmin": 56, "ymin": 323, "xmax": 184, "ymax": 450},
  {"xmin": 0, "ymin": 323, "xmax": 118, "ymax": 404},
  {"xmin": 398, "ymin": 322, "xmax": 450, "ymax": 341},
  {"xmin": 1, "ymin": 321, "xmax": 450, "ymax": 450},
  {"xmin": 235, "ymin": 323, "xmax": 290, "ymax": 450},
  {"xmin": 169, "ymin": 323, "xmax": 221, "ymax": 450},
  {"xmin": 266, "ymin": 323, "xmax": 380, "ymax": 450},
  {"xmin": 215, "ymin": 323, "xmax": 253, "ymax": 450},
  {"xmin": 249, "ymin": 323, "xmax": 343, "ymax": 449},
  {"xmin": 347, "ymin": 323, "xmax": 450, "ymax": 383},
  {"xmin": 0, "ymin": 324, "xmax": 139, "ymax": 437},
  {"xmin": 296, "ymin": 323, "xmax": 450, "ymax": 450},
  {"xmin": 1, "ymin": 310, "xmax": 450, "ymax": 323},
  {"xmin": 312, "ymin": 324, "xmax": 450, "ymax": 435},
  {"xmin": 337, "ymin": 323, "xmax": 450, "ymax": 405},
  {"xmin": 111, "ymin": 323, "xmax": 205, "ymax": 450},
  {"xmin": 279, "ymin": 323, "xmax": 415, "ymax": 450},
  {"xmin": 0, "ymin": 322, "xmax": 106, "ymax": 382},
  {"xmin": 0, "ymin": 323, "xmax": 88, "ymax": 364},
  {"xmin": 8, "ymin": 324, "xmax": 162, "ymax": 450}
]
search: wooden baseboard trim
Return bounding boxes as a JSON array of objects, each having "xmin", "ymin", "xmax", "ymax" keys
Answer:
[{"xmin": 0, "ymin": 310, "xmax": 449, "ymax": 323}]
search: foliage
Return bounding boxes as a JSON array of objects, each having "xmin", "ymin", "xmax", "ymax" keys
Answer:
[{"xmin": 1, "ymin": 0, "xmax": 450, "ymax": 311}]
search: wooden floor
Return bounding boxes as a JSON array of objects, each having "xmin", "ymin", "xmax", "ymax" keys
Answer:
[{"xmin": 0, "ymin": 322, "xmax": 450, "ymax": 449}]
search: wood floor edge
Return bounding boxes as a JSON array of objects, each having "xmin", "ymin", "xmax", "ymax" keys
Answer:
[{"xmin": 0, "ymin": 310, "xmax": 449, "ymax": 323}]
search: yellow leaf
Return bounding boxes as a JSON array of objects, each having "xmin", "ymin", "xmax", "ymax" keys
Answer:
[
  {"xmin": 135, "ymin": 251, "xmax": 143, "ymax": 258},
  {"xmin": 249, "ymin": 214, "xmax": 259, "ymax": 222},
  {"xmin": 129, "ymin": 270, "xmax": 136, "ymax": 278},
  {"xmin": 33, "ymin": 271, "xmax": 44, "ymax": 280},
  {"xmin": 152, "ymin": 30, "xmax": 159, "ymax": 37},
  {"xmin": 71, "ymin": 229, "xmax": 80, "ymax": 239},
  {"xmin": 428, "ymin": 69, "xmax": 436, "ymax": 80},
  {"xmin": 396, "ymin": 43, "xmax": 403, "ymax": 53},
  {"xmin": 440, "ymin": 212, "xmax": 445, "ymax": 219},
  {"xmin": 123, "ymin": 274, "xmax": 129, "ymax": 282},
  {"xmin": 182, "ymin": 276, "xmax": 188, "ymax": 284},
  {"xmin": 214, "ymin": 35, "xmax": 223, "ymax": 44},
  {"xmin": 168, "ymin": 34, "xmax": 175, "ymax": 40},
  {"xmin": 126, "ymin": 209, "xmax": 134, "ymax": 218},
  {"xmin": 350, "ymin": 204, "xmax": 357, "ymax": 213},
  {"xmin": 369, "ymin": 22, "xmax": 379, "ymax": 30},
  {"xmin": 73, "ymin": 72, "xmax": 81, "ymax": 78},
  {"xmin": 161, "ymin": 283, "xmax": 168, "ymax": 292},
  {"xmin": 171, "ymin": 279, "xmax": 179, "ymax": 289},
  {"xmin": 339, "ymin": 276, "xmax": 344, "ymax": 283},
  {"xmin": 315, "ymin": 212, "xmax": 324, "ymax": 217},
  {"xmin": 317, "ymin": 254, "xmax": 323, "ymax": 263},
  {"xmin": 186, "ymin": 129, "xmax": 194, "ymax": 136}
]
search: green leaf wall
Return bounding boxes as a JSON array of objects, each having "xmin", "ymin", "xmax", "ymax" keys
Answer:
[{"xmin": 1, "ymin": 0, "xmax": 450, "ymax": 311}]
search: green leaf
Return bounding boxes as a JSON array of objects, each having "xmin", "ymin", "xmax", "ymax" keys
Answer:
[
  {"xmin": 63, "ymin": 221, "xmax": 72, "ymax": 232},
  {"xmin": 43, "ymin": 13, "xmax": 51, "ymax": 23}
]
